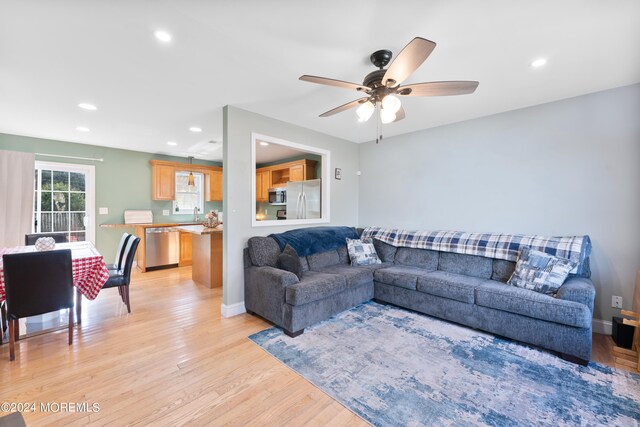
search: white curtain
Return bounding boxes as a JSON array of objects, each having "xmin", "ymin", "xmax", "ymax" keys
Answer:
[{"xmin": 0, "ymin": 150, "xmax": 35, "ymax": 247}]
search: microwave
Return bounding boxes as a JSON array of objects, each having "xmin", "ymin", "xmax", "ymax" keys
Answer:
[{"xmin": 268, "ymin": 187, "xmax": 286, "ymax": 205}]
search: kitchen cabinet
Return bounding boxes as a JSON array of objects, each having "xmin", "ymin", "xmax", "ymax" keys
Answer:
[
  {"xmin": 179, "ymin": 231, "xmax": 193, "ymax": 266},
  {"xmin": 256, "ymin": 169, "xmax": 271, "ymax": 202},
  {"xmin": 289, "ymin": 164, "xmax": 304, "ymax": 182},
  {"xmin": 263, "ymin": 159, "xmax": 317, "ymax": 189},
  {"xmin": 206, "ymin": 170, "xmax": 223, "ymax": 202},
  {"xmin": 151, "ymin": 163, "xmax": 176, "ymax": 201},
  {"xmin": 150, "ymin": 160, "xmax": 222, "ymax": 202}
]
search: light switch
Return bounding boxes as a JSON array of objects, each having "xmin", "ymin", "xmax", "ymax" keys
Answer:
[
  {"xmin": 99, "ymin": 207, "xmax": 108, "ymax": 215},
  {"xmin": 162, "ymin": 209, "xmax": 170, "ymax": 216}
]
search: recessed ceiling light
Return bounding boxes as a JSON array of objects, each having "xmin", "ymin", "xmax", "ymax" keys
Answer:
[
  {"xmin": 259, "ymin": 141, "xmax": 269, "ymax": 146},
  {"xmin": 189, "ymin": 127, "xmax": 202, "ymax": 133},
  {"xmin": 76, "ymin": 126, "xmax": 90, "ymax": 132},
  {"xmin": 167, "ymin": 141, "xmax": 178, "ymax": 146},
  {"xmin": 529, "ymin": 58, "xmax": 547, "ymax": 68},
  {"xmin": 78, "ymin": 103, "xmax": 97, "ymax": 111},
  {"xmin": 154, "ymin": 30, "xmax": 172, "ymax": 43}
]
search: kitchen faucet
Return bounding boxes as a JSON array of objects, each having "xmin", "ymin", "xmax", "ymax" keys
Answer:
[{"xmin": 194, "ymin": 206, "xmax": 200, "ymax": 222}]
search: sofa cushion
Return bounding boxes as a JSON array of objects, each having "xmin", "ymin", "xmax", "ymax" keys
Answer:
[
  {"xmin": 317, "ymin": 265, "xmax": 375, "ymax": 287},
  {"xmin": 374, "ymin": 266, "xmax": 435, "ymax": 290},
  {"xmin": 285, "ymin": 271, "xmax": 347, "ymax": 306},
  {"xmin": 395, "ymin": 247, "xmax": 439, "ymax": 270},
  {"xmin": 277, "ymin": 244, "xmax": 302, "ymax": 279},
  {"xmin": 299, "ymin": 256, "xmax": 310, "ymax": 272},
  {"xmin": 438, "ymin": 252, "xmax": 492, "ymax": 279},
  {"xmin": 247, "ymin": 236, "xmax": 280, "ymax": 267},
  {"xmin": 507, "ymin": 247, "xmax": 576, "ymax": 295},
  {"xmin": 372, "ymin": 238, "xmax": 398, "ymax": 263},
  {"xmin": 492, "ymin": 259, "xmax": 516, "ymax": 282},
  {"xmin": 337, "ymin": 245, "xmax": 350, "ymax": 264},
  {"xmin": 475, "ymin": 282, "xmax": 592, "ymax": 328},
  {"xmin": 307, "ymin": 250, "xmax": 340, "ymax": 270},
  {"xmin": 346, "ymin": 238, "xmax": 382, "ymax": 266},
  {"xmin": 417, "ymin": 271, "xmax": 498, "ymax": 304}
]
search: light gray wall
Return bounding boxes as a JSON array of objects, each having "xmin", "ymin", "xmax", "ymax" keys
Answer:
[
  {"xmin": 358, "ymin": 84, "xmax": 640, "ymax": 324},
  {"xmin": 223, "ymin": 106, "xmax": 359, "ymax": 306}
]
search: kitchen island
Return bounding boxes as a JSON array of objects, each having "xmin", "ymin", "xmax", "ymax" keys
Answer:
[{"xmin": 175, "ymin": 225, "xmax": 223, "ymax": 289}]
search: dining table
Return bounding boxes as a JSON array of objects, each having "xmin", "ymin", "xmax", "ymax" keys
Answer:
[{"xmin": 0, "ymin": 241, "xmax": 110, "ymax": 323}]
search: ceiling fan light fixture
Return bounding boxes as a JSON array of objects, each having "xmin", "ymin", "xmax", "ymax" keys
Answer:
[
  {"xmin": 380, "ymin": 108, "xmax": 396, "ymax": 124},
  {"xmin": 381, "ymin": 95, "xmax": 401, "ymax": 114},
  {"xmin": 356, "ymin": 101, "xmax": 375, "ymax": 122}
]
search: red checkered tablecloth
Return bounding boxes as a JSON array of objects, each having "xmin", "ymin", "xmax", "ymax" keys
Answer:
[{"xmin": 0, "ymin": 241, "xmax": 110, "ymax": 303}]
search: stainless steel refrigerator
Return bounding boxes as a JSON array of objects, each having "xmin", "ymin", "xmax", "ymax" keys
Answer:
[{"xmin": 286, "ymin": 179, "xmax": 321, "ymax": 219}]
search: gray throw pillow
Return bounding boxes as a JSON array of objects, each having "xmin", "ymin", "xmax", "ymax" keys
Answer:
[
  {"xmin": 507, "ymin": 247, "xmax": 577, "ymax": 295},
  {"xmin": 346, "ymin": 237, "xmax": 382, "ymax": 266},
  {"xmin": 277, "ymin": 244, "xmax": 303, "ymax": 279}
]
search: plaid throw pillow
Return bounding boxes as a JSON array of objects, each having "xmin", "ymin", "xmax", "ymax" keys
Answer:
[
  {"xmin": 507, "ymin": 247, "xmax": 577, "ymax": 295},
  {"xmin": 346, "ymin": 238, "xmax": 381, "ymax": 266}
]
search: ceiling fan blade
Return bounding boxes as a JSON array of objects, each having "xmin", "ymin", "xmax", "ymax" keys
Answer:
[
  {"xmin": 319, "ymin": 97, "xmax": 369, "ymax": 117},
  {"xmin": 398, "ymin": 81, "xmax": 479, "ymax": 97},
  {"xmin": 393, "ymin": 105, "xmax": 406, "ymax": 122},
  {"xmin": 300, "ymin": 75, "xmax": 370, "ymax": 92},
  {"xmin": 382, "ymin": 37, "xmax": 436, "ymax": 87}
]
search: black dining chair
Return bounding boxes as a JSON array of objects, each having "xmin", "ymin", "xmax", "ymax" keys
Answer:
[
  {"xmin": 24, "ymin": 233, "xmax": 68, "ymax": 245},
  {"xmin": 2, "ymin": 249, "xmax": 75, "ymax": 361},
  {"xmin": 107, "ymin": 233, "xmax": 134, "ymax": 270},
  {"xmin": 102, "ymin": 234, "xmax": 140, "ymax": 313},
  {"xmin": 0, "ymin": 301, "xmax": 6, "ymax": 345}
]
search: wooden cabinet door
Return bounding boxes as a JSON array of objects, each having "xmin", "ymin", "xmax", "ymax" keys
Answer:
[
  {"xmin": 260, "ymin": 170, "xmax": 271, "ymax": 200},
  {"xmin": 179, "ymin": 232, "xmax": 193, "ymax": 266},
  {"xmin": 256, "ymin": 169, "xmax": 271, "ymax": 202},
  {"xmin": 289, "ymin": 164, "xmax": 304, "ymax": 182},
  {"xmin": 152, "ymin": 164, "xmax": 175, "ymax": 200},
  {"xmin": 205, "ymin": 170, "xmax": 223, "ymax": 202},
  {"xmin": 210, "ymin": 170, "xmax": 223, "ymax": 202}
]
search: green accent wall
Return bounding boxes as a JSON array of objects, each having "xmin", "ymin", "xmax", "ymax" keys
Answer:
[{"xmin": 0, "ymin": 133, "xmax": 222, "ymax": 263}]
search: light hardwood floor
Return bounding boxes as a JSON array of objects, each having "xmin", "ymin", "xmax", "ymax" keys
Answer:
[{"xmin": 0, "ymin": 267, "xmax": 634, "ymax": 426}]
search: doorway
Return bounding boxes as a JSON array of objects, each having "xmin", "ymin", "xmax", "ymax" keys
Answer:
[{"xmin": 33, "ymin": 161, "xmax": 96, "ymax": 243}]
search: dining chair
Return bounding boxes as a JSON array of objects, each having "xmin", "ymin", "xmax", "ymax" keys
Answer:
[
  {"xmin": 2, "ymin": 249, "xmax": 74, "ymax": 361},
  {"xmin": 0, "ymin": 301, "xmax": 6, "ymax": 345},
  {"xmin": 0, "ymin": 411, "xmax": 26, "ymax": 427},
  {"xmin": 107, "ymin": 233, "xmax": 134, "ymax": 270},
  {"xmin": 24, "ymin": 232, "xmax": 68, "ymax": 245},
  {"xmin": 102, "ymin": 234, "xmax": 140, "ymax": 313}
]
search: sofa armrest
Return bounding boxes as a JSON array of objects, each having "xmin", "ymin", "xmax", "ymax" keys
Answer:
[
  {"xmin": 244, "ymin": 266, "xmax": 299, "ymax": 326},
  {"xmin": 556, "ymin": 276, "xmax": 595, "ymax": 314}
]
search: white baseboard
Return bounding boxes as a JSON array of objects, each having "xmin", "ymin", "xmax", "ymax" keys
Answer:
[
  {"xmin": 221, "ymin": 302, "xmax": 246, "ymax": 318},
  {"xmin": 592, "ymin": 319, "xmax": 612, "ymax": 335}
]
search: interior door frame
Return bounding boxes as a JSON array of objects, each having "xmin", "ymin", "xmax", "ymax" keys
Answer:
[{"xmin": 34, "ymin": 160, "xmax": 96, "ymax": 244}]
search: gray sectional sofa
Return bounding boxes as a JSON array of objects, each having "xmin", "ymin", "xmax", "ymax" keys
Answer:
[{"xmin": 244, "ymin": 228, "xmax": 595, "ymax": 364}]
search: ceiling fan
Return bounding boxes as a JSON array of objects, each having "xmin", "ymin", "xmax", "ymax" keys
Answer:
[{"xmin": 299, "ymin": 37, "xmax": 479, "ymax": 141}]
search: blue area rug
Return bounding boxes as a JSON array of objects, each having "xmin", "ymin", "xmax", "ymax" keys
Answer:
[{"xmin": 249, "ymin": 302, "xmax": 640, "ymax": 426}]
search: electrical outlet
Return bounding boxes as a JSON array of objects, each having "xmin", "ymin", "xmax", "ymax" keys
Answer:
[
  {"xmin": 612, "ymin": 295, "xmax": 623, "ymax": 309},
  {"xmin": 162, "ymin": 210, "xmax": 170, "ymax": 216},
  {"xmin": 99, "ymin": 207, "xmax": 108, "ymax": 215}
]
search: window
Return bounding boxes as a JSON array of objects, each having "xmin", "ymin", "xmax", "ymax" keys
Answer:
[
  {"xmin": 173, "ymin": 171, "xmax": 204, "ymax": 215},
  {"xmin": 33, "ymin": 161, "xmax": 95, "ymax": 242}
]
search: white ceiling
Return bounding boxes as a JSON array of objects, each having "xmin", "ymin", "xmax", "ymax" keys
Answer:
[
  {"xmin": 255, "ymin": 139, "xmax": 308, "ymax": 165},
  {"xmin": 1, "ymin": 1, "xmax": 639, "ymax": 162}
]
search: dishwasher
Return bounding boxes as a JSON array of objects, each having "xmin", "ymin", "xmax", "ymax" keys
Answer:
[{"xmin": 145, "ymin": 227, "xmax": 180, "ymax": 270}]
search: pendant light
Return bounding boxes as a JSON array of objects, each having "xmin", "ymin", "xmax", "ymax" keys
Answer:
[{"xmin": 187, "ymin": 156, "xmax": 195, "ymax": 187}]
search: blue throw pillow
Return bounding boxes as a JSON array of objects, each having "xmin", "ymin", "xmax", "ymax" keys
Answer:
[
  {"xmin": 507, "ymin": 247, "xmax": 577, "ymax": 295},
  {"xmin": 346, "ymin": 238, "xmax": 381, "ymax": 266}
]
